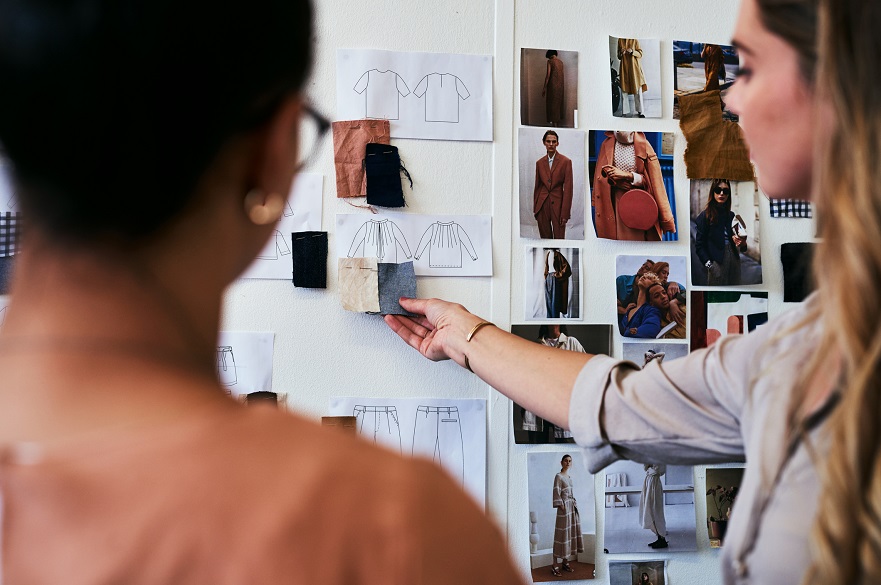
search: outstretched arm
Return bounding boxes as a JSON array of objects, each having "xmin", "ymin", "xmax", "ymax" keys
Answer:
[{"xmin": 384, "ymin": 298, "xmax": 592, "ymax": 428}]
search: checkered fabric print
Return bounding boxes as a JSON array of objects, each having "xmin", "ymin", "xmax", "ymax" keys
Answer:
[
  {"xmin": 769, "ymin": 198, "xmax": 812, "ymax": 218},
  {"xmin": 0, "ymin": 211, "xmax": 22, "ymax": 257}
]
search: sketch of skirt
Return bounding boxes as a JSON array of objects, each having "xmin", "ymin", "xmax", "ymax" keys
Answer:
[
  {"xmin": 353, "ymin": 405, "xmax": 403, "ymax": 454},
  {"xmin": 216, "ymin": 346, "xmax": 237, "ymax": 386},
  {"xmin": 412, "ymin": 405, "xmax": 465, "ymax": 486}
]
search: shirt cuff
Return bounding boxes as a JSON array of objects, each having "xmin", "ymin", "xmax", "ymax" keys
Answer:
[
  {"xmin": 632, "ymin": 172, "xmax": 644, "ymax": 187},
  {"xmin": 568, "ymin": 354, "xmax": 623, "ymax": 474}
]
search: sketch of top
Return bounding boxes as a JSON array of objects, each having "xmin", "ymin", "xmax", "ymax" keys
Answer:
[
  {"xmin": 413, "ymin": 73, "xmax": 471, "ymax": 123},
  {"xmin": 353, "ymin": 69, "xmax": 411, "ymax": 120},
  {"xmin": 257, "ymin": 230, "xmax": 291, "ymax": 260},
  {"xmin": 348, "ymin": 219, "xmax": 412, "ymax": 262},
  {"xmin": 414, "ymin": 221, "xmax": 477, "ymax": 268}
]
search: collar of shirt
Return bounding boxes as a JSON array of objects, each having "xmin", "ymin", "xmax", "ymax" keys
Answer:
[{"xmin": 547, "ymin": 154, "xmax": 555, "ymax": 166}]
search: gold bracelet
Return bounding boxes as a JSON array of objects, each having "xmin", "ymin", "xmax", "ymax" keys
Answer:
[{"xmin": 463, "ymin": 321, "xmax": 494, "ymax": 372}]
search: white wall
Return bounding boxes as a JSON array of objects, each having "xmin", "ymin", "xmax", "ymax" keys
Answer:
[{"xmin": 220, "ymin": 0, "xmax": 817, "ymax": 583}]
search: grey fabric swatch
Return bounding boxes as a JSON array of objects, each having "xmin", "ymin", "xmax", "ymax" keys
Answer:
[
  {"xmin": 378, "ymin": 261, "xmax": 417, "ymax": 316},
  {"xmin": 0, "ymin": 255, "xmax": 13, "ymax": 294}
]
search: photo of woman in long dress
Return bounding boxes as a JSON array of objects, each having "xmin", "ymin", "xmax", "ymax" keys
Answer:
[
  {"xmin": 543, "ymin": 50, "xmax": 564, "ymax": 126},
  {"xmin": 552, "ymin": 454, "xmax": 584, "ymax": 576}
]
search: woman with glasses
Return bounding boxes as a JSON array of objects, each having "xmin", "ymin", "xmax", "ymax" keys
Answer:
[
  {"xmin": 0, "ymin": 0, "xmax": 522, "ymax": 582},
  {"xmin": 694, "ymin": 179, "xmax": 746, "ymax": 285}
]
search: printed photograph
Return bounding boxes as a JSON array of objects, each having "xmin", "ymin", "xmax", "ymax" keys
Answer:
[
  {"xmin": 512, "ymin": 324, "xmax": 612, "ymax": 444},
  {"xmin": 609, "ymin": 560, "xmax": 667, "ymax": 585},
  {"xmin": 519, "ymin": 127, "xmax": 586, "ymax": 240},
  {"xmin": 527, "ymin": 451, "xmax": 596, "ymax": 581},
  {"xmin": 525, "ymin": 247, "xmax": 582, "ymax": 321},
  {"xmin": 589, "ymin": 131, "xmax": 677, "ymax": 241},
  {"xmin": 673, "ymin": 41, "xmax": 739, "ymax": 121},
  {"xmin": 616, "ymin": 256, "xmax": 687, "ymax": 341},
  {"xmin": 621, "ymin": 342, "xmax": 688, "ymax": 368},
  {"xmin": 705, "ymin": 467, "xmax": 744, "ymax": 548},
  {"xmin": 520, "ymin": 48, "xmax": 579, "ymax": 128},
  {"xmin": 610, "ymin": 37, "xmax": 662, "ymax": 119},
  {"xmin": 603, "ymin": 460, "xmax": 698, "ymax": 553},
  {"xmin": 690, "ymin": 291, "xmax": 768, "ymax": 351},
  {"xmin": 690, "ymin": 179, "xmax": 762, "ymax": 285}
]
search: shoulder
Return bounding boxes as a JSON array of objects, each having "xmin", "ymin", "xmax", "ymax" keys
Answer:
[{"xmin": 556, "ymin": 153, "xmax": 572, "ymax": 164}]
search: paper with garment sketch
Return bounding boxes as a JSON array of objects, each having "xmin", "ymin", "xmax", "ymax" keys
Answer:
[
  {"xmin": 240, "ymin": 173, "xmax": 323, "ymax": 280},
  {"xmin": 216, "ymin": 331, "xmax": 274, "ymax": 396},
  {"xmin": 336, "ymin": 213, "xmax": 491, "ymax": 276},
  {"xmin": 0, "ymin": 161, "xmax": 16, "ymax": 210},
  {"xmin": 328, "ymin": 397, "xmax": 487, "ymax": 508},
  {"xmin": 0, "ymin": 296, "xmax": 9, "ymax": 330},
  {"xmin": 337, "ymin": 48, "xmax": 493, "ymax": 141}
]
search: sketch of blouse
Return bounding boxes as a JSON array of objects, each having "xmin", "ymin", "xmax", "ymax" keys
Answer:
[
  {"xmin": 348, "ymin": 219, "xmax": 412, "ymax": 262},
  {"xmin": 413, "ymin": 73, "xmax": 470, "ymax": 123},
  {"xmin": 257, "ymin": 230, "xmax": 291, "ymax": 260},
  {"xmin": 414, "ymin": 221, "xmax": 477, "ymax": 268},
  {"xmin": 353, "ymin": 69, "xmax": 411, "ymax": 120}
]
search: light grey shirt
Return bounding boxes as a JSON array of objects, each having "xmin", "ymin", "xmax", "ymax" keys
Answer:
[{"xmin": 569, "ymin": 295, "xmax": 830, "ymax": 585}]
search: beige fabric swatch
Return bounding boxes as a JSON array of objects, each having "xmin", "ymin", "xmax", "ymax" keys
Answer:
[
  {"xmin": 679, "ymin": 90, "xmax": 755, "ymax": 181},
  {"xmin": 339, "ymin": 257, "xmax": 380, "ymax": 313}
]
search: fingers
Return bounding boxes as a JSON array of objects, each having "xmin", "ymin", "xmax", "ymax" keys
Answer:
[{"xmin": 384, "ymin": 315, "xmax": 430, "ymax": 351}]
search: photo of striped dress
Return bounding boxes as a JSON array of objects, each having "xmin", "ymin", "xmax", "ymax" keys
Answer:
[{"xmin": 552, "ymin": 472, "xmax": 584, "ymax": 559}]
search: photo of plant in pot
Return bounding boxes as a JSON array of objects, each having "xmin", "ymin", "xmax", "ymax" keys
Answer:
[{"xmin": 705, "ymin": 467, "xmax": 744, "ymax": 547}]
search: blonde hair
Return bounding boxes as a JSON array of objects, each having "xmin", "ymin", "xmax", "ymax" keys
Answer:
[{"xmin": 805, "ymin": 0, "xmax": 881, "ymax": 581}]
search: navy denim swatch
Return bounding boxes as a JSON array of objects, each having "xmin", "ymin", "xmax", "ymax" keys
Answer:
[
  {"xmin": 364, "ymin": 143, "xmax": 411, "ymax": 208},
  {"xmin": 0, "ymin": 256, "xmax": 13, "ymax": 294},
  {"xmin": 291, "ymin": 231, "xmax": 328, "ymax": 288},
  {"xmin": 378, "ymin": 261, "xmax": 417, "ymax": 316}
]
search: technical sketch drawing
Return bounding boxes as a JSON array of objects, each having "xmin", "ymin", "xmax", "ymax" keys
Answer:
[
  {"xmin": 353, "ymin": 69, "xmax": 411, "ymax": 120},
  {"xmin": 0, "ymin": 306, "xmax": 7, "ymax": 328},
  {"xmin": 413, "ymin": 73, "xmax": 471, "ymax": 123},
  {"xmin": 412, "ymin": 405, "xmax": 465, "ymax": 486},
  {"xmin": 354, "ymin": 405, "xmax": 403, "ymax": 454},
  {"xmin": 347, "ymin": 219, "xmax": 412, "ymax": 262},
  {"xmin": 414, "ymin": 221, "xmax": 477, "ymax": 268},
  {"xmin": 283, "ymin": 200, "xmax": 294, "ymax": 217},
  {"xmin": 257, "ymin": 230, "xmax": 291, "ymax": 260},
  {"xmin": 216, "ymin": 346, "xmax": 237, "ymax": 386}
]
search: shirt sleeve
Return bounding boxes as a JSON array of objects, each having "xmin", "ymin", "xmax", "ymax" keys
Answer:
[
  {"xmin": 353, "ymin": 71, "xmax": 370, "ymax": 94},
  {"xmin": 413, "ymin": 75, "xmax": 428, "ymax": 98},
  {"xmin": 395, "ymin": 74, "xmax": 411, "ymax": 97},
  {"xmin": 566, "ymin": 313, "xmax": 802, "ymax": 472},
  {"xmin": 455, "ymin": 77, "xmax": 471, "ymax": 100}
]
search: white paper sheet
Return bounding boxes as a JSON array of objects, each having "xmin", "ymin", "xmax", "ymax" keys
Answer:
[
  {"xmin": 337, "ymin": 49, "xmax": 493, "ymax": 142},
  {"xmin": 0, "ymin": 161, "xmax": 16, "ymax": 210},
  {"xmin": 216, "ymin": 331, "xmax": 274, "ymax": 396},
  {"xmin": 0, "ymin": 296, "xmax": 9, "ymax": 330},
  {"xmin": 336, "ymin": 213, "xmax": 492, "ymax": 276},
  {"xmin": 240, "ymin": 173, "xmax": 323, "ymax": 280},
  {"xmin": 328, "ymin": 397, "xmax": 487, "ymax": 508}
]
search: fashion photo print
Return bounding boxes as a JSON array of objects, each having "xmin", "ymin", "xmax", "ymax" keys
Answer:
[
  {"xmin": 609, "ymin": 560, "xmax": 667, "ymax": 585},
  {"xmin": 510, "ymin": 324, "xmax": 612, "ymax": 445},
  {"xmin": 610, "ymin": 36, "xmax": 662, "ymax": 119},
  {"xmin": 690, "ymin": 179, "xmax": 762, "ymax": 286},
  {"xmin": 603, "ymin": 460, "xmax": 698, "ymax": 554},
  {"xmin": 526, "ymin": 451, "xmax": 596, "ymax": 581},
  {"xmin": 519, "ymin": 127, "xmax": 586, "ymax": 241},
  {"xmin": 589, "ymin": 130, "xmax": 677, "ymax": 241},
  {"xmin": 673, "ymin": 41, "xmax": 740, "ymax": 122},
  {"xmin": 520, "ymin": 48, "xmax": 579, "ymax": 129},
  {"xmin": 615, "ymin": 255, "xmax": 687, "ymax": 341},
  {"xmin": 524, "ymin": 247, "xmax": 582, "ymax": 321},
  {"xmin": 690, "ymin": 291, "xmax": 768, "ymax": 351}
]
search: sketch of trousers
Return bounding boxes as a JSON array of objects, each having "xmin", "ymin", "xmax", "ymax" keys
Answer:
[
  {"xmin": 332, "ymin": 120, "xmax": 390, "ymax": 199},
  {"xmin": 216, "ymin": 346, "xmax": 237, "ymax": 386},
  {"xmin": 412, "ymin": 406, "xmax": 465, "ymax": 486},
  {"xmin": 354, "ymin": 405, "xmax": 402, "ymax": 454}
]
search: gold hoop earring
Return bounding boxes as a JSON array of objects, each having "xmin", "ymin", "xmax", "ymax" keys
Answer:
[{"xmin": 244, "ymin": 189, "xmax": 286, "ymax": 225}]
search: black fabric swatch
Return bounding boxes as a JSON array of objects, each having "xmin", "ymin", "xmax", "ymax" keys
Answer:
[
  {"xmin": 291, "ymin": 231, "xmax": 327, "ymax": 288},
  {"xmin": 364, "ymin": 143, "xmax": 411, "ymax": 208},
  {"xmin": 0, "ymin": 255, "xmax": 13, "ymax": 294},
  {"xmin": 780, "ymin": 242, "xmax": 816, "ymax": 303}
]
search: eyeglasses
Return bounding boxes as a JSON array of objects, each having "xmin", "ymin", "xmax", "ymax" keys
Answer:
[
  {"xmin": 296, "ymin": 104, "xmax": 331, "ymax": 171},
  {"xmin": 713, "ymin": 186, "xmax": 731, "ymax": 196}
]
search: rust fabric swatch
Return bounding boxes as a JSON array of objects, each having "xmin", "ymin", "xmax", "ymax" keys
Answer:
[
  {"xmin": 332, "ymin": 120, "xmax": 390, "ymax": 198},
  {"xmin": 679, "ymin": 90, "xmax": 755, "ymax": 181}
]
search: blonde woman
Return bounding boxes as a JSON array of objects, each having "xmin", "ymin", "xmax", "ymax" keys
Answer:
[{"xmin": 387, "ymin": 0, "xmax": 881, "ymax": 581}]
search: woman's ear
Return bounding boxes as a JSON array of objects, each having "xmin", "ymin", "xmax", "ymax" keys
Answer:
[{"xmin": 250, "ymin": 96, "xmax": 303, "ymax": 200}]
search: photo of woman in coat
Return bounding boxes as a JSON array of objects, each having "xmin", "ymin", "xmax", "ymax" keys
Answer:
[
  {"xmin": 551, "ymin": 454, "xmax": 584, "ymax": 577},
  {"xmin": 616, "ymin": 38, "xmax": 646, "ymax": 118},
  {"xmin": 693, "ymin": 178, "xmax": 747, "ymax": 285}
]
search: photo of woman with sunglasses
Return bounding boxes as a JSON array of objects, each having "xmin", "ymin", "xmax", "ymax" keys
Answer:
[{"xmin": 690, "ymin": 178, "xmax": 762, "ymax": 286}]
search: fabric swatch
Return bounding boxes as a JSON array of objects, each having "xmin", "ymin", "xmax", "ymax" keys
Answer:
[
  {"xmin": 0, "ymin": 255, "xmax": 13, "ymax": 294},
  {"xmin": 770, "ymin": 199, "xmax": 812, "ymax": 218},
  {"xmin": 378, "ymin": 261, "xmax": 417, "ymax": 316},
  {"xmin": 679, "ymin": 90, "xmax": 754, "ymax": 181},
  {"xmin": 291, "ymin": 231, "xmax": 328, "ymax": 288},
  {"xmin": 0, "ymin": 211, "xmax": 22, "ymax": 258},
  {"xmin": 332, "ymin": 120, "xmax": 390, "ymax": 199},
  {"xmin": 364, "ymin": 143, "xmax": 410, "ymax": 208},
  {"xmin": 338, "ymin": 257, "xmax": 380, "ymax": 313},
  {"xmin": 780, "ymin": 242, "xmax": 816, "ymax": 302}
]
